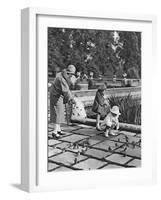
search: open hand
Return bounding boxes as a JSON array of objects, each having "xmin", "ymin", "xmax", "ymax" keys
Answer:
[{"xmin": 70, "ymin": 98, "xmax": 76, "ymax": 105}]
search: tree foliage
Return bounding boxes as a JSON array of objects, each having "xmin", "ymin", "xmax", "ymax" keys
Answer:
[{"xmin": 48, "ymin": 27, "xmax": 141, "ymax": 78}]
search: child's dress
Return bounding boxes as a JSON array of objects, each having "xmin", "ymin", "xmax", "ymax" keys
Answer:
[{"xmin": 92, "ymin": 90, "xmax": 109, "ymax": 117}]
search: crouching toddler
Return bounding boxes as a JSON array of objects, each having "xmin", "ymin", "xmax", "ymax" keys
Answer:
[{"xmin": 101, "ymin": 106, "xmax": 121, "ymax": 137}]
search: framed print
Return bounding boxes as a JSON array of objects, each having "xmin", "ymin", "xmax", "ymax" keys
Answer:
[{"xmin": 21, "ymin": 7, "xmax": 156, "ymax": 192}]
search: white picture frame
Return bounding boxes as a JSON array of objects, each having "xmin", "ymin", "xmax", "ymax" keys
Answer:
[{"xmin": 21, "ymin": 7, "xmax": 157, "ymax": 192}]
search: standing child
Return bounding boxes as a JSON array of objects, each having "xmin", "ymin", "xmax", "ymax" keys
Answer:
[
  {"xmin": 92, "ymin": 84, "xmax": 109, "ymax": 130},
  {"xmin": 101, "ymin": 106, "xmax": 121, "ymax": 137}
]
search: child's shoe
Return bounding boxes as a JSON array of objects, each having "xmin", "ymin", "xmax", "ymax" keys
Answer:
[
  {"xmin": 52, "ymin": 131, "xmax": 60, "ymax": 138},
  {"xmin": 104, "ymin": 130, "xmax": 109, "ymax": 137},
  {"xmin": 96, "ymin": 124, "xmax": 101, "ymax": 131},
  {"xmin": 96, "ymin": 122, "xmax": 102, "ymax": 130},
  {"xmin": 109, "ymin": 130, "xmax": 118, "ymax": 136}
]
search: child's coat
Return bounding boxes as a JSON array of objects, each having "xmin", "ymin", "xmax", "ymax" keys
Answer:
[{"xmin": 92, "ymin": 90, "xmax": 110, "ymax": 117}]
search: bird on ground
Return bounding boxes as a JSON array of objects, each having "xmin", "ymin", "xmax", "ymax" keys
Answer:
[
  {"xmin": 120, "ymin": 147, "xmax": 127, "ymax": 153},
  {"xmin": 131, "ymin": 141, "xmax": 136, "ymax": 148},
  {"xmin": 108, "ymin": 146, "xmax": 112, "ymax": 152},
  {"xmin": 74, "ymin": 157, "xmax": 77, "ymax": 164},
  {"xmin": 115, "ymin": 143, "xmax": 118, "ymax": 147},
  {"xmin": 125, "ymin": 135, "xmax": 129, "ymax": 142}
]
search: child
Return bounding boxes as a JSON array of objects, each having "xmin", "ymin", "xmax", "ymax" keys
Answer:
[
  {"xmin": 101, "ymin": 106, "xmax": 121, "ymax": 137},
  {"xmin": 92, "ymin": 84, "xmax": 109, "ymax": 130}
]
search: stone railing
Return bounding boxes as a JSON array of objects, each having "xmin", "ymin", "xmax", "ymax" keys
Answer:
[
  {"xmin": 48, "ymin": 78, "xmax": 141, "ymax": 90},
  {"xmin": 72, "ymin": 86, "xmax": 141, "ymax": 106}
]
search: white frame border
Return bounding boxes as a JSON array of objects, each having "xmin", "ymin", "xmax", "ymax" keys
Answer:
[{"xmin": 21, "ymin": 7, "xmax": 157, "ymax": 192}]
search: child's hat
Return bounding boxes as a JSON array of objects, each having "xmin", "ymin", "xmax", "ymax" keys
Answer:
[
  {"xmin": 98, "ymin": 84, "xmax": 107, "ymax": 91},
  {"xmin": 110, "ymin": 106, "xmax": 121, "ymax": 115}
]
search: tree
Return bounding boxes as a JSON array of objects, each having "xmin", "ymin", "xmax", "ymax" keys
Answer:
[
  {"xmin": 119, "ymin": 31, "xmax": 141, "ymax": 78},
  {"xmin": 48, "ymin": 28, "xmax": 141, "ymax": 78}
]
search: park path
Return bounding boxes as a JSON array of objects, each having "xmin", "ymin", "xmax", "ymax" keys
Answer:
[{"xmin": 48, "ymin": 123, "xmax": 141, "ymax": 172}]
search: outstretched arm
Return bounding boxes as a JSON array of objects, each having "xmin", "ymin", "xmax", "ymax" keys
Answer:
[{"xmin": 60, "ymin": 77, "xmax": 75, "ymax": 104}]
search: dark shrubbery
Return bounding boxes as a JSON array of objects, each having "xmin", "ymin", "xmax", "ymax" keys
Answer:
[{"xmin": 108, "ymin": 94, "xmax": 141, "ymax": 125}]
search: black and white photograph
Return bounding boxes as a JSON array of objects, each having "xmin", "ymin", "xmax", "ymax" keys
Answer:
[{"xmin": 47, "ymin": 27, "xmax": 141, "ymax": 172}]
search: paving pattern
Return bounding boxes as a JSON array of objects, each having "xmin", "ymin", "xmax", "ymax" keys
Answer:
[{"xmin": 48, "ymin": 123, "xmax": 141, "ymax": 172}]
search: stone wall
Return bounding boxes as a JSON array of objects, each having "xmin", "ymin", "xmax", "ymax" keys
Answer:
[{"xmin": 72, "ymin": 86, "xmax": 141, "ymax": 106}]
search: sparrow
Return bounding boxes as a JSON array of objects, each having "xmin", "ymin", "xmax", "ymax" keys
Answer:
[
  {"xmin": 74, "ymin": 157, "xmax": 77, "ymax": 164},
  {"xmin": 131, "ymin": 141, "xmax": 135, "ymax": 148},
  {"xmin": 126, "ymin": 142, "xmax": 129, "ymax": 147},
  {"xmin": 77, "ymin": 151, "xmax": 81, "ymax": 156},
  {"xmin": 108, "ymin": 146, "xmax": 112, "ymax": 152},
  {"xmin": 125, "ymin": 135, "xmax": 129, "ymax": 142},
  {"xmin": 69, "ymin": 143, "xmax": 73, "ymax": 148},
  {"xmin": 86, "ymin": 139, "xmax": 90, "ymax": 145},
  {"xmin": 121, "ymin": 147, "xmax": 127, "ymax": 153},
  {"xmin": 138, "ymin": 139, "xmax": 141, "ymax": 146},
  {"xmin": 115, "ymin": 143, "xmax": 118, "ymax": 147},
  {"xmin": 102, "ymin": 157, "xmax": 106, "ymax": 161}
]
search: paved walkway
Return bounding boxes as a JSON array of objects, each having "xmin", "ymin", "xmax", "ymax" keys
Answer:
[{"xmin": 48, "ymin": 123, "xmax": 141, "ymax": 172}]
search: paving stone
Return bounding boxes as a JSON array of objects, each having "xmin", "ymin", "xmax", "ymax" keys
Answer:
[
  {"xmin": 126, "ymin": 135, "xmax": 141, "ymax": 143},
  {"xmin": 73, "ymin": 128, "xmax": 100, "ymax": 136},
  {"xmin": 58, "ymin": 131, "xmax": 73, "ymax": 137},
  {"xmin": 135, "ymin": 134, "xmax": 141, "ymax": 138},
  {"xmin": 48, "ymin": 135, "xmax": 53, "ymax": 140},
  {"xmin": 110, "ymin": 134, "xmax": 127, "ymax": 143},
  {"xmin": 48, "ymin": 139, "xmax": 61, "ymax": 146},
  {"xmin": 48, "ymin": 128, "xmax": 54, "ymax": 132},
  {"xmin": 49, "ymin": 151, "xmax": 87, "ymax": 166},
  {"xmin": 101, "ymin": 164, "xmax": 124, "ymax": 169},
  {"xmin": 105, "ymin": 153, "xmax": 131, "ymax": 165},
  {"xmin": 60, "ymin": 134, "xmax": 89, "ymax": 143},
  {"xmin": 61, "ymin": 126, "xmax": 80, "ymax": 132},
  {"xmin": 126, "ymin": 159, "xmax": 141, "ymax": 167},
  {"xmin": 111, "ymin": 134, "xmax": 141, "ymax": 144},
  {"xmin": 54, "ymin": 166, "xmax": 74, "ymax": 172},
  {"xmin": 48, "ymin": 123, "xmax": 79, "ymax": 132},
  {"xmin": 116, "ymin": 146, "xmax": 141, "ymax": 158},
  {"xmin": 73, "ymin": 158, "xmax": 107, "ymax": 170},
  {"xmin": 48, "ymin": 131, "xmax": 53, "ymax": 138},
  {"xmin": 119, "ymin": 131, "xmax": 137, "ymax": 137},
  {"xmin": 87, "ymin": 135, "xmax": 105, "ymax": 146},
  {"xmin": 84, "ymin": 148, "xmax": 111, "ymax": 159},
  {"xmin": 54, "ymin": 142, "xmax": 70, "ymax": 149},
  {"xmin": 48, "ymin": 130, "xmax": 73, "ymax": 138},
  {"xmin": 48, "ymin": 147, "xmax": 62, "ymax": 157},
  {"xmin": 48, "ymin": 162, "xmax": 59, "ymax": 171},
  {"xmin": 93, "ymin": 140, "xmax": 122, "ymax": 151}
]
